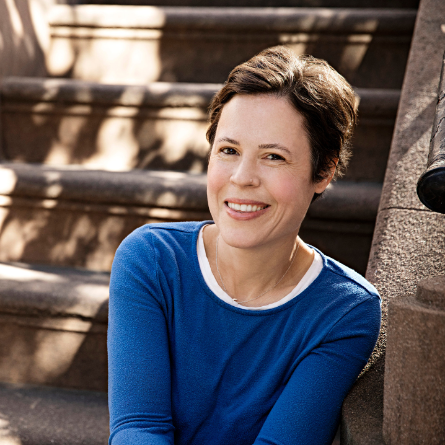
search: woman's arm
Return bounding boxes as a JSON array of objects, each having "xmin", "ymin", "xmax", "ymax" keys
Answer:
[
  {"xmin": 254, "ymin": 296, "xmax": 381, "ymax": 445},
  {"xmin": 108, "ymin": 229, "xmax": 174, "ymax": 445}
]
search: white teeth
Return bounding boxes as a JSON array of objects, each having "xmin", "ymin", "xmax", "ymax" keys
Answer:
[{"xmin": 227, "ymin": 202, "xmax": 267, "ymax": 212}]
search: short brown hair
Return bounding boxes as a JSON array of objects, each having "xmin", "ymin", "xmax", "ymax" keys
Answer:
[{"xmin": 206, "ymin": 46, "xmax": 358, "ymax": 196}]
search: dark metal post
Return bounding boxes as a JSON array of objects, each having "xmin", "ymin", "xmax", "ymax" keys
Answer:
[{"xmin": 417, "ymin": 52, "xmax": 445, "ymax": 214}]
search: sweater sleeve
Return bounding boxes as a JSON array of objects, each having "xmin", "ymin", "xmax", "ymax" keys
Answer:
[
  {"xmin": 108, "ymin": 230, "xmax": 174, "ymax": 445},
  {"xmin": 254, "ymin": 295, "xmax": 381, "ymax": 445}
]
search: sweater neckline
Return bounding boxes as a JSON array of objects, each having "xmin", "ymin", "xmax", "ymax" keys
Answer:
[{"xmin": 191, "ymin": 221, "xmax": 328, "ymax": 315}]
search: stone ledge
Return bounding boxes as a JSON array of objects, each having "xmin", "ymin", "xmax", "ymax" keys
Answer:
[
  {"xmin": 0, "ymin": 77, "xmax": 400, "ymax": 119},
  {"xmin": 1, "ymin": 78, "xmax": 218, "ymax": 109},
  {"xmin": 0, "ymin": 162, "xmax": 209, "ymax": 211},
  {"xmin": 0, "ymin": 162, "xmax": 381, "ymax": 222},
  {"xmin": 0, "ymin": 261, "xmax": 109, "ymax": 323},
  {"xmin": 310, "ymin": 181, "xmax": 382, "ymax": 221},
  {"xmin": 0, "ymin": 382, "xmax": 108, "ymax": 445},
  {"xmin": 48, "ymin": 5, "xmax": 416, "ymax": 35},
  {"xmin": 77, "ymin": 0, "xmax": 419, "ymax": 8}
]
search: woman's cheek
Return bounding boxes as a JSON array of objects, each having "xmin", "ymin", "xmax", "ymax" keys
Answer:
[{"xmin": 207, "ymin": 161, "xmax": 229, "ymax": 213}]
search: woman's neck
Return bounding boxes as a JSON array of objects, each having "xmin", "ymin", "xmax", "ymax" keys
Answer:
[{"xmin": 203, "ymin": 224, "xmax": 314, "ymax": 307}]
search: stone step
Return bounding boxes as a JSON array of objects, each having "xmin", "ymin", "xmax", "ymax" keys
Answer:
[
  {"xmin": 0, "ymin": 161, "xmax": 380, "ymax": 273},
  {"xmin": 77, "ymin": 0, "xmax": 419, "ymax": 8},
  {"xmin": 0, "ymin": 261, "xmax": 109, "ymax": 391},
  {"xmin": 46, "ymin": 5, "xmax": 416, "ymax": 88},
  {"xmin": 0, "ymin": 77, "xmax": 400, "ymax": 182},
  {"xmin": 0, "ymin": 382, "xmax": 108, "ymax": 444}
]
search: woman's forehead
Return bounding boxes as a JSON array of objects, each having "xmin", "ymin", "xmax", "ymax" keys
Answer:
[{"xmin": 216, "ymin": 94, "xmax": 308, "ymax": 150}]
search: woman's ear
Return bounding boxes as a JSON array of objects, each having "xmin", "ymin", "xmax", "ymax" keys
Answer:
[{"xmin": 314, "ymin": 158, "xmax": 338, "ymax": 194}]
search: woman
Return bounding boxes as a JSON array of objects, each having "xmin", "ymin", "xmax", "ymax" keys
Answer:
[{"xmin": 108, "ymin": 46, "xmax": 381, "ymax": 445}]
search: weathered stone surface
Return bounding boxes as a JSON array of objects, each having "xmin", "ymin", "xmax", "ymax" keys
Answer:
[
  {"xmin": 416, "ymin": 275, "xmax": 445, "ymax": 307},
  {"xmin": 383, "ymin": 277, "xmax": 445, "ymax": 444},
  {"xmin": 0, "ymin": 262, "xmax": 109, "ymax": 391},
  {"xmin": 0, "ymin": 0, "xmax": 51, "ymax": 80},
  {"xmin": 309, "ymin": 181, "xmax": 381, "ymax": 221},
  {"xmin": 342, "ymin": 0, "xmax": 445, "ymax": 442},
  {"xmin": 0, "ymin": 77, "xmax": 399, "ymax": 181},
  {"xmin": 0, "ymin": 162, "xmax": 209, "ymax": 210},
  {"xmin": 0, "ymin": 261, "xmax": 109, "ymax": 320},
  {"xmin": 378, "ymin": 3, "xmax": 445, "ymax": 212},
  {"xmin": 79, "ymin": 0, "xmax": 419, "ymax": 6},
  {"xmin": 0, "ymin": 382, "xmax": 108, "ymax": 444},
  {"xmin": 1, "ymin": 78, "xmax": 213, "ymax": 172},
  {"xmin": 0, "ymin": 162, "xmax": 380, "ymax": 272},
  {"xmin": 46, "ymin": 5, "xmax": 415, "ymax": 88},
  {"xmin": 341, "ymin": 357, "xmax": 384, "ymax": 445}
]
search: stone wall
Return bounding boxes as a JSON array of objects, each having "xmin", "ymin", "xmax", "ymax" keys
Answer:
[{"xmin": 342, "ymin": 0, "xmax": 445, "ymax": 442}]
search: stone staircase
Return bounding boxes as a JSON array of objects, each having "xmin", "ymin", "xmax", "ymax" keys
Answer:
[{"xmin": 0, "ymin": 0, "xmax": 418, "ymax": 443}]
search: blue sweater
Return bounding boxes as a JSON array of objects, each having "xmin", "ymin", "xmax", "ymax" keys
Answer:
[{"xmin": 108, "ymin": 221, "xmax": 381, "ymax": 445}]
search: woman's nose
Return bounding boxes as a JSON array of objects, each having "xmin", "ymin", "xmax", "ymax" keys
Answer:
[{"xmin": 230, "ymin": 159, "xmax": 260, "ymax": 187}]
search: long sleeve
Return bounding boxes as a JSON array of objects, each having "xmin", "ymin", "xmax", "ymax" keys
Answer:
[
  {"xmin": 107, "ymin": 222, "xmax": 382, "ymax": 445},
  {"xmin": 254, "ymin": 297, "xmax": 381, "ymax": 445},
  {"xmin": 108, "ymin": 230, "xmax": 174, "ymax": 445}
]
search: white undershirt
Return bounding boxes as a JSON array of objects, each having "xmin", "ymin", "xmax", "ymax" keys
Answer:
[{"xmin": 197, "ymin": 226, "xmax": 323, "ymax": 311}]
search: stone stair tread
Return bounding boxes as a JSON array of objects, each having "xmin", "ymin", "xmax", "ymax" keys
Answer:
[
  {"xmin": 77, "ymin": 0, "xmax": 418, "ymax": 8},
  {"xmin": 1, "ymin": 77, "xmax": 400, "ymax": 117},
  {"xmin": 1, "ymin": 77, "xmax": 218, "ymax": 109},
  {"xmin": 0, "ymin": 162, "xmax": 208, "ymax": 211},
  {"xmin": 0, "ymin": 382, "xmax": 108, "ymax": 445},
  {"xmin": 0, "ymin": 161, "xmax": 381, "ymax": 221},
  {"xmin": 0, "ymin": 261, "xmax": 109, "ymax": 322},
  {"xmin": 48, "ymin": 5, "xmax": 417, "ymax": 35}
]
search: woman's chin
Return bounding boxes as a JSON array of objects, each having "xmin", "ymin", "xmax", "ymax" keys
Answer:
[{"xmin": 218, "ymin": 227, "xmax": 271, "ymax": 251}]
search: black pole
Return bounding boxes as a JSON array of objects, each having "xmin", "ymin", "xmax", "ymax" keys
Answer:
[{"xmin": 417, "ymin": 52, "xmax": 445, "ymax": 214}]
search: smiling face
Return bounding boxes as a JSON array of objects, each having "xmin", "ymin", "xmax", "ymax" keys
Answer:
[{"xmin": 207, "ymin": 94, "xmax": 333, "ymax": 250}]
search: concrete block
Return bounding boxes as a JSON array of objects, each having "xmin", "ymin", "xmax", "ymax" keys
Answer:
[
  {"xmin": 0, "ymin": 382, "xmax": 108, "ymax": 445},
  {"xmin": 46, "ymin": 5, "xmax": 415, "ymax": 88},
  {"xmin": 0, "ymin": 262, "xmax": 109, "ymax": 391},
  {"xmin": 383, "ymin": 276, "xmax": 445, "ymax": 444}
]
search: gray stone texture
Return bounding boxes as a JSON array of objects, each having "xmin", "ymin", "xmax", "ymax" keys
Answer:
[
  {"xmin": 341, "ymin": 357, "xmax": 384, "ymax": 445},
  {"xmin": 383, "ymin": 277, "xmax": 445, "ymax": 444},
  {"xmin": 46, "ymin": 5, "xmax": 415, "ymax": 88},
  {"xmin": 342, "ymin": 0, "xmax": 445, "ymax": 443},
  {"xmin": 0, "ymin": 382, "xmax": 108, "ymax": 445}
]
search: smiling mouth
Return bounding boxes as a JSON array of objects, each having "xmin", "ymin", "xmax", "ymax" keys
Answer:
[{"xmin": 225, "ymin": 202, "xmax": 269, "ymax": 213}]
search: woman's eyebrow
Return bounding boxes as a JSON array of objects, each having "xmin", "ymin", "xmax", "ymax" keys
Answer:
[
  {"xmin": 258, "ymin": 143, "xmax": 291, "ymax": 155},
  {"xmin": 216, "ymin": 137, "xmax": 240, "ymax": 145}
]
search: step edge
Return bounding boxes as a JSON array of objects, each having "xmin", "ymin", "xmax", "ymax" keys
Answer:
[
  {"xmin": 47, "ymin": 5, "xmax": 417, "ymax": 35},
  {"xmin": 1, "ymin": 78, "xmax": 400, "ymax": 115}
]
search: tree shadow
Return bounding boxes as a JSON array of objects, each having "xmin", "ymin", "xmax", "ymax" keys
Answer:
[{"xmin": 0, "ymin": 5, "xmax": 416, "ymax": 276}]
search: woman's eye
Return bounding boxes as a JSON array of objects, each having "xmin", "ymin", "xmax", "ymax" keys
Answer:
[
  {"xmin": 266, "ymin": 153, "xmax": 285, "ymax": 161},
  {"xmin": 221, "ymin": 147, "xmax": 238, "ymax": 155}
]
